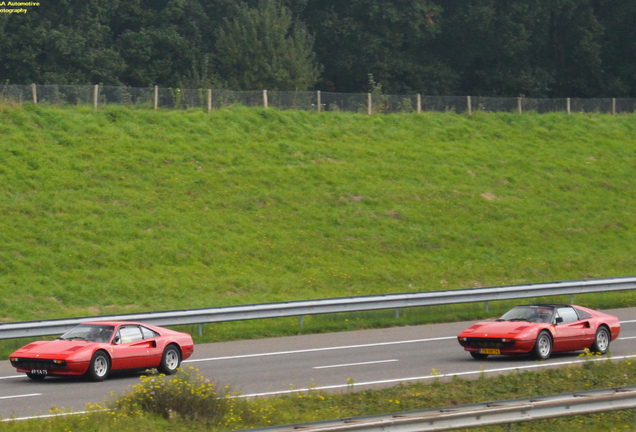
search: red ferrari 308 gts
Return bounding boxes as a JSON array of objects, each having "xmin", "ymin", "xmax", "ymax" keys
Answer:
[
  {"xmin": 457, "ymin": 304, "xmax": 620, "ymax": 360},
  {"xmin": 10, "ymin": 321, "xmax": 194, "ymax": 381}
]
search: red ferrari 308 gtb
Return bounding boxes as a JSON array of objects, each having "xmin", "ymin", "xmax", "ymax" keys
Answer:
[
  {"xmin": 457, "ymin": 304, "xmax": 620, "ymax": 360},
  {"xmin": 10, "ymin": 321, "xmax": 194, "ymax": 381}
]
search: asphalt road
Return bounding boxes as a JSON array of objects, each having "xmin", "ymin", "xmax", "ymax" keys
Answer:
[{"xmin": 2, "ymin": 307, "xmax": 636, "ymax": 420}]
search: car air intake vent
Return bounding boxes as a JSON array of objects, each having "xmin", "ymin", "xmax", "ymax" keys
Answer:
[
  {"xmin": 10, "ymin": 358, "xmax": 65, "ymax": 369},
  {"xmin": 65, "ymin": 346, "xmax": 84, "ymax": 353},
  {"xmin": 462, "ymin": 338, "xmax": 516, "ymax": 348},
  {"xmin": 513, "ymin": 326, "xmax": 529, "ymax": 331}
]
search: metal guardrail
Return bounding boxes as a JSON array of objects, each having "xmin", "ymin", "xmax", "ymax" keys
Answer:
[
  {"xmin": 236, "ymin": 386, "xmax": 636, "ymax": 432},
  {"xmin": 1, "ymin": 276, "xmax": 635, "ymax": 340}
]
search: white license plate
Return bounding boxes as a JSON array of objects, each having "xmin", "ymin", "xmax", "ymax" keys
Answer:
[{"xmin": 30, "ymin": 369, "xmax": 48, "ymax": 375}]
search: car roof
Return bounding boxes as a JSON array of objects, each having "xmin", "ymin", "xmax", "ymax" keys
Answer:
[{"xmin": 516, "ymin": 304, "xmax": 569, "ymax": 308}]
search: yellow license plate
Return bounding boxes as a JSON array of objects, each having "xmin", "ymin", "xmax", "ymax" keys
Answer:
[{"xmin": 480, "ymin": 348, "xmax": 500, "ymax": 355}]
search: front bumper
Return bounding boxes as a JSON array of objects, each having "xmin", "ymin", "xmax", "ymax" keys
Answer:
[
  {"xmin": 12, "ymin": 358, "xmax": 90, "ymax": 376},
  {"xmin": 458, "ymin": 337, "xmax": 535, "ymax": 355}
]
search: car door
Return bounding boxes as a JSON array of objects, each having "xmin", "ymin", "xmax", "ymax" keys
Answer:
[
  {"xmin": 110, "ymin": 325, "xmax": 155, "ymax": 370},
  {"xmin": 553, "ymin": 307, "xmax": 589, "ymax": 351},
  {"xmin": 573, "ymin": 307, "xmax": 596, "ymax": 346},
  {"xmin": 139, "ymin": 325, "xmax": 163, "ymax": 368}
]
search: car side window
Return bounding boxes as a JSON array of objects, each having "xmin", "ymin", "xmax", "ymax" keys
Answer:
[
  {"xmin": 556, "ymin": 307, "xmax": 579, "ymax": 324},
  {"xmin": 574, "ymin": 308, "xmax": 593, "ymax": 319},
  {"xmin": 141, "ymin": 326, "xmax": 159, "ymax": 339},
  {"xmin": 117, "ymin": 326, "xmax": 144, "ymax": 344}
]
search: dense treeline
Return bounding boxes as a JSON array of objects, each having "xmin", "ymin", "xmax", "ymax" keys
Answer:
[{"xmin": 1, "ymin": 0, "xmax": 635, "ymax": 97}]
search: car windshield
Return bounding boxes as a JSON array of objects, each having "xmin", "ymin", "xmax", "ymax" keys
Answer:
[
  {"xmin": 58, "ymin": 325, "xmax": 115, "ymax": 343},
  {"xmin": 497, "ymin": 306, "xmax": 555, "ymax": 323}
]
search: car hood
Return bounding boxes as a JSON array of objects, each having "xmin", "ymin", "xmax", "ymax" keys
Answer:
[
  {"xmin": 459, "ymin": 321, "xmax": 546, "ymax": 338},
  {"xmin": 11, "ymin": 340, "xmax": 96, "ymax": 358}
]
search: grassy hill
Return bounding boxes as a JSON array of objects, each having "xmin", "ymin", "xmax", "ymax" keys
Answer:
[{"xmin": 1, "ymin": 105, "xmax": 635, "ymax": 324}]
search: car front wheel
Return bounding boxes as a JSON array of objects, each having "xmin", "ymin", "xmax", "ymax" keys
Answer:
[
  {"xmin": 158, "ymin": 345, "xmax": 181, "ymax": 375},
  {"xmin": 470, "ymin": 351, "xmax": 489, "ymax": 360},
  {"xmin": 591, "ymin": 326, "xmax": 610, "ymax": 354},
  {"xmin": 87, "ymin": 351, "xmax": 110, "ymax": 381},
  {"xmin": 26, "ymin": 372, "xmax": 46, "ymax": 381},
  {"xmin": 533, "ymin": 331, "xmax": 552, "ymax": 360}
]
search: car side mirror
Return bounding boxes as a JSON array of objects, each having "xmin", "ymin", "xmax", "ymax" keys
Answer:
[
  {"xmin": 113, "ymin": 335, "xmax": 120, "ymax": 345},
  {"xmin": 555, "ymin": 317, "xmax": 563, "ymax": 324}
]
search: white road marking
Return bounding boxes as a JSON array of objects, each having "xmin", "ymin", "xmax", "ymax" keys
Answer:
[
  {"xmin": 620, "ymin": 320, "xmax": 636, "ymax": 324},
  {"xmin": 0, "ymin": 394, "xmax": 41, "ymax": 401},
  {"xmin": 184, "ymin": 336, "xmax": 456, "ymax": 363},
  {"xmin": 618, "ymin": 336, "xmax": 636, "ymax": 340},
  {"xmin": 0, "ymin": 375, "xmax": 24, "ymax": 380},
  {"xmin": 234, "ymin": 354, "xmax": 636, "ymax": 398},
  {"xmin": 313, "ymin": 359, "xmax": 399, "ymax": 369},
  {"xmin": 2, "ymin": 409, "xmax": 110, "ymax": 422}
]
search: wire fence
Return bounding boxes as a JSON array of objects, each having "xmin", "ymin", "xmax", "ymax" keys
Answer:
[{"xmin": 1, "ymin": 84, "xmax": 635, "ymax": 115}]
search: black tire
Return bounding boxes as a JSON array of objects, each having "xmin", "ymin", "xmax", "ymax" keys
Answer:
[
  {"xmin": 591, "ymin": 326, "xmax": 611, "ymax": 354},
  {"xmin": 26, "ymin": 373, "xmax": 46, "ymax": 381},
  {"xmin": 87, "ymin": 351, "xmax": 110, "ymax": 381},
  {"xmin": 533, "ymin": 331, "xmax": 552, "ymax": 360},
  {"xmin": 470, "ymin": 351, "xmax": 489, "ymax": 360},
  {"xmin": 158, "ymin": 345, "xmax": 181, "ymax": 375}
]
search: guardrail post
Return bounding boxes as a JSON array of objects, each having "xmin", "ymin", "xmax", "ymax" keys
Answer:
[
  {"xmin": 207, "ymin": 89, "xmax": 212, "ymax": 113},
  {"xmin": 567, "ymin": 98, "xmax": 571, "ymax": 114},
  {"xmin": 517, "ymin": 97, "xmax": 522, "ymax": 114},
  {"xmin": 612, "ymin": 98, "xmax": 616, "ymax": 115},
  {"xmin": 485, "ymin": 301, "xmax": 489, "ymax": 312},
  {"xmin": 31, "ymin": 83, "xmax": 37, "ymax": 104},
  {"xmin": 299, "ymin": 315, "xmax": 304, "ymax": 329},
  {"xmin": 94, "ymin": 85, "xmax": 99, "ymax": 109},
  {"xmin": 368, "ymin": 93, "xmax": 372, "ymax": 115},
  {"xmin": 570, "ymin": 294, "xmax": 574, "ymax": 304},
  {"xmin": 198, "ymin": 324, "xmax": 203, "ymax": 337},
  {"xmin": 317, "ymin": 90, "xmax": 321, "ymax": 112},
  {"xmin": 467, "ymin": 96, "xmax": 471, "ymax": 115},
  {"xmin": 395, "ymin": 308, "xmax": 400, "ymax": 319},
  {"xmin": 154, "ymin": 85, "xmax": 158, "ymax": 110},
  {"xmin": 263, "ymin": 89, "xmax": 268, "ymax": 108},
  {"xmin": 417, "ymin": 94, "xmax": 421, "ymax": 114}
]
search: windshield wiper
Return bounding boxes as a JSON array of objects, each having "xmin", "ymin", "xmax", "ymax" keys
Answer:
[
  {"xmin": 507, "ymin": 318, "xmax": 530, "ymax": 322},
  {"xmin": 64, "ymin": 336, "xmax": 87, "ymax": 340}
]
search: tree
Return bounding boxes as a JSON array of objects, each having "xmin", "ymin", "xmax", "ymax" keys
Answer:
[
  {"xmin": 214, "ymin": 0, "xmax": 322, "ymax": 90},
  {"xmin": 301, "ymin": 0, "xmax": 456, "ymax": 94}
]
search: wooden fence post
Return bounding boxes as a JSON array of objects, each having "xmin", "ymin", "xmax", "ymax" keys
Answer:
[
  {"xmin": 566, "ymin": 98, "xmax": 571, "ymax": 114},
  {"xmin": 517, "ymin": 97, "xmax": 522, "ymax": 114},
  {"xmin": 417, "ymin": 94, "xmax": 421, "ymax": 114},
  {"xmin": 263, "ymin": 89, "xmax": 268, "ymax": 108},
  {"xmin": 317, "ymin": 90, "xmax": 321, "ymax": 112},
  {"xmin": 94, "ymin": 85, "xmax": 99, "ymax": 109},
  {"xmin": 207, "ymin": 89, "xmax": 212, "ymax": 113},
  {"xmin": 154, "ymin": 85, "xmax": 158, "ymax": 110},
  {"xmin": 467, "ymin": 96, "xmax": 471, "ymax": 115},
  {"xmin": 612, "ymin": 98, "xmax": 616, "ymax": 115},
  {"xmin": 31, "ymin": 83, "xmax": 37, "ymax": 104},
  {"xmin": 368, "ymin": 93, "xmax": 372, "ymax": 115}
]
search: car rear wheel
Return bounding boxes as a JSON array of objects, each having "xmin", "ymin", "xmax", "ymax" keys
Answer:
[
  {"xmin": 591, "ymin": 326, "xmax": 610, "ymax": 354},
  {"xmin": 470, "ymin": 351, "xmax": 489, "ymax": 360},
  {"xmin": 87, "ymin": 351, "xmax": 110, "ymax": 381},
  {"xmin": 158, "ymin": 345, "xmax": 181, "ymax": 375},
  {"xmin": 533, "ymin": 331, "xmax": 552, "ymax": 360},
  {"xmin": 26, "ymin": 373, "xmax": 46, "ymax": 381}
]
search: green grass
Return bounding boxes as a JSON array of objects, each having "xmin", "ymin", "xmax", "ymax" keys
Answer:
[
  {"xmin": 4, "ymin": 356, "xmax": 636, "ymax": 431},
  {"xmin": 0, "ymin": 105, "xmax": 635, "ymax": 325}
]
